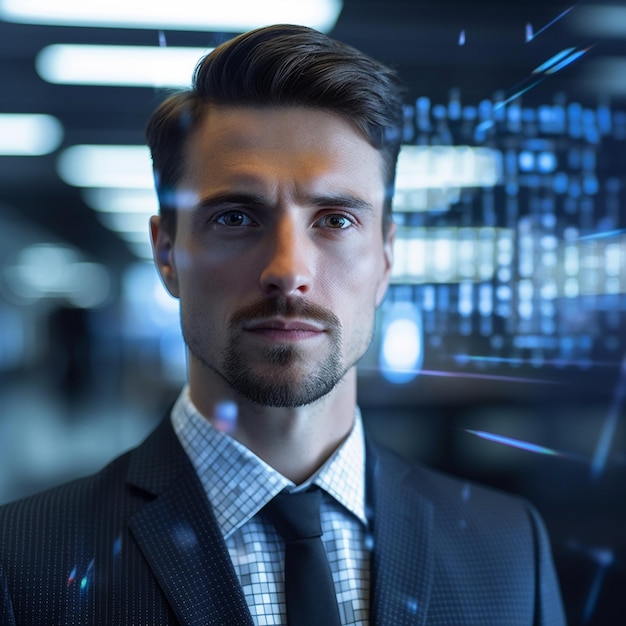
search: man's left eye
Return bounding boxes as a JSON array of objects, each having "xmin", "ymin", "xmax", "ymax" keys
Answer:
[{"xmin": 319, "ymin": 214, "xmax": 353, "ymax": 229}]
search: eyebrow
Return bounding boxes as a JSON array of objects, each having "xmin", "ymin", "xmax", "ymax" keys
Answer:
[
  {"xmin": 308, "ymin": 194, "xmax": 375, "ymax": 214},
  {"xmin": 193, "ymin": 192, "xmax": 375, "ymax": 215},
  {"xmin": 192, "ymin": 192, "xmax": 267, "ymax": 214}
]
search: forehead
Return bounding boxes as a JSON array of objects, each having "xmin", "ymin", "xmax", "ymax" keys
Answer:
[{"xmin": 181, "ymin": 105, "xmax": 385, "ymax": 201}]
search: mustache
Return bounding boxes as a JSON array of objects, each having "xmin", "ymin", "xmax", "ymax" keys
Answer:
[{"xmin": 229, "ymin": 297, "xmax": 340, "ymax": 329}]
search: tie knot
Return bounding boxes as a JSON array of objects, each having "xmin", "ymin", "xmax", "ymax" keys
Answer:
[{"xmin": 265, "ymin": 488, "xmax": 323, "ymax": 542}]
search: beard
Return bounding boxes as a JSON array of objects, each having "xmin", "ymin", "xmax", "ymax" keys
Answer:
[
  {"xmin": 184, "ymin": 297, "xmax": 352, "ymax": 408},
  {"xmin": 222, "ymin": 341, "xmax": 343, "ymax": 407}
]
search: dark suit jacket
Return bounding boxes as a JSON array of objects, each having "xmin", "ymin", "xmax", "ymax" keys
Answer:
[{"xmin": 0, "ymin": 416, "xmax": 565, "ymax": 625}]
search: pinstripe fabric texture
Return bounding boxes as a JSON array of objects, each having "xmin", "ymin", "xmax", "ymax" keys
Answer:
[{"xmin": 0, "ymin": 413, "xmax": 566, "ymax": 625}]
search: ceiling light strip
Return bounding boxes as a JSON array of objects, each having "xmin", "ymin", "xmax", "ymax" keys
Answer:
[
  {"xmin": 37, "ymin": 45, "xmax": 212, "ymax": 88},
  {"xmin": 0, "ymin": 0, "xmax": 343, "ymax": 32},
  {"xmin": 0, "ymin": 114, "xmax": 63, "ymax": 155}
]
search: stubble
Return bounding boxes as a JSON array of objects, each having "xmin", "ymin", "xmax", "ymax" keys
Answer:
[{"xmin": 184, "ymin": 297, "xmax": 351, "ymax": 407}]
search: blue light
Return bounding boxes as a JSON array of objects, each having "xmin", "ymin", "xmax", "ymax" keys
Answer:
[
  {"xmin": 505, "ymin": 149, "xmax": 517, "ymax": 174},
  {"xmin": 537, "ymin": 151, "xmax": 557, "ymax": 173},
  {"xmin": 462, "ymin": 106, "xmax": 477, "ymax": 120},
  {"xmin": 416, "ymin": 96, "xmax": 430, "ymax": 112},
  {"xmin": 582, "ymin": 175, "xmax": 598, "ymax": 195},
  {"xmin": 582, "ymin": 149, "xmax": 596, "ymax": 170},
  {"xmin": 379, "ymin": 303, "xmax": 423, "ymax": 384},
  {"xmin": 432, "ymin": 104, "xmax": 447, "ymax": 120},
  {"xmin": 518, "ymin": 150, "xmax": 535, "ymax": 171},
  {"xmin": 406, "ymin": 598, "xmax": 419, "ymax": 614},
  {"xmin": 478, "ymin": 99, "xmax": 492, "ymax": 120},
  {"xmin": 507, "ymin": 105, "xmax": 522, "ymax": 122},
  {"xmin": 448, "ymin": 99, "xmax": 461, "ymax": 119},
  {"xmin": 466, "ymin": 429, "xmax": 559, "ymax": 457},
  {"xmin": 568, "ymin": 179, "xmax": 581, "ymax": 197},
  {"xmin": 597, "ymin": 104, "xmax": 611, "ymax": 134},
  {"xmin": 568, "ymin": 102, "xmax": 583, "ymax": 120},
  {"xmin": 113, "ymin": 535, "xmax": 122, "ymax": 557},
  {"xmin": 552, "ymin": 105, "xmax": 566, "ymax": 131},
  {"xmin": 553, "ymin": 172, "xmax": 568, "ymax": 194}
]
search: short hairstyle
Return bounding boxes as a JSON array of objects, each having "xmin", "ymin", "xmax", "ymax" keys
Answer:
[{"xmin": 146, "ymin": 24, "xmax": 405, "ymax": 237}]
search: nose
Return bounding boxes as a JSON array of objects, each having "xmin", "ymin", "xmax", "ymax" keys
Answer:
[{"xmin": 259, "ymin": 218, "xmax": 313, "ymax": 297}]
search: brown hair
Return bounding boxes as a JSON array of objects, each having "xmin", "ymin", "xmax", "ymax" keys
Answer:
[{"xmin": 146, "ymin": 24, "xmax": 404, "ymax": 237}]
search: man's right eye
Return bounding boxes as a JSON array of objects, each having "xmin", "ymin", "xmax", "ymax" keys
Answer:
[{"xmin": 214, "ymin": 211, "xmax": 254, "ymax": 226}]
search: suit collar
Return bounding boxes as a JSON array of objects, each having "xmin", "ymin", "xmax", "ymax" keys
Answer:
[
  {"xmin": 125, "ymin": 417, "xmax": 436, "ymax": 626},
  {"xmin": 367, "ymin": 439, "xmax": 435, "ymax": 626},
  {"xmin": 126, "ymin": 417, "xmax": 254, "ymax": 626},
  {"xmin": 173, "ymin": 390, "xmax": 370, "ymax": 532},
  {"xmin": 126, "ymin": 414, "xmax": 190, "ymax": 495}
]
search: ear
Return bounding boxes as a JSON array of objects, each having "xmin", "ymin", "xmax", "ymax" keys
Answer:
[
  {"xmin": 150, "ymin": 215, "xmax": 180, "ymax": 298},
  {"xmin": 375, "ymin": 220, "xmax": 396, "ymax": 307}
]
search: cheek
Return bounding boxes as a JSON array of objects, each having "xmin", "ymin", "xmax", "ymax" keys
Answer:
[
  {"xmin": 177, "ymin": 242, "xmax": 253, "ymax": 290},
  {"xmin": 326, "ymin": 253, "xmax": 385, "ymax": 327},
  {"xmin": 174, "ymin": 250, "xmax": 253, "ymax": 334},
  {"xmin": 338, "ymin": 243, "xmax": 387, "ymax": 297}
]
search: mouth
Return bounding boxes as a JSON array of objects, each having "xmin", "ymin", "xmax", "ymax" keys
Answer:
[{"xmin": 243, "ymin": 318, "xmax": 326, "ymax": 341}]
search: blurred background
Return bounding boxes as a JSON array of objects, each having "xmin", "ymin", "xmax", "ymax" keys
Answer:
[{"xmin": 0, "ymin": 0, "xmax": 625, "ymax": 623}]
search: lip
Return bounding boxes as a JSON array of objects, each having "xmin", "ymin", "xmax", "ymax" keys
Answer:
[
  {"xmin": 243, "ymin": 318, "xmax": 326, "ymax": 341},
  {"xmin": 244, "ymin": 318, "xmax": 325, "ymax": 332}
]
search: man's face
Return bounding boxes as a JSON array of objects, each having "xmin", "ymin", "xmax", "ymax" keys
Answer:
[{"xmin": 152, "ymin": 106, "xmax": 395, "ymax": 407}]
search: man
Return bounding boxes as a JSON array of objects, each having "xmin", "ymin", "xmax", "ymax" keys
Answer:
[{"xmin": 0, "ymin": 24, "xmax": 565, "ymax": 625}]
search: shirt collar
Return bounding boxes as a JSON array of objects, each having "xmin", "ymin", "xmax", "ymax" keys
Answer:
[{"xmin": 171, "ymin": 386, "xmax": 367, "ymax": 539}]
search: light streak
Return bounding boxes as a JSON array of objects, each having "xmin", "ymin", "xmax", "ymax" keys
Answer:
[
  {"xmin": 478, "ymin": 25, "xmax": 589, "ymax": 133},
  {"xmin": 420, "ymin": 368, "xmax": 559, "ymax": 384},
  {"xmin": 493, "ymin": 77, "xmax": 547, "ymax": 111},
  {"xmin": 475, "ymin": 119, "xmax": 495, "ymax": 134},
  {"xmin": 67, "ymin": 566, "xmax": 77, "ymax": 587},
  {"xmin": 158, "ymin": 30, "xmax": 167, "ymax": 47},
  {"xmin": 113, "ymin": 535, "xmax": 122, "ymax": 557},
  {"xmin": 455, "ymin": 355, "xmax": 619, "ymax": 368},
  {"xmin": 525, "ymin": 23, "xmax": 533, "ymax": 42},
  {"xmin": 527, "ymin": 4, "xmax": 578, "ymax": 41},
  {"xmin": 568, "ymin": 540, "xmax": 615, "ymax": 623},
  {"xmin": 584, "ymin": 566, "xmax": 609, "ymax": 623},
  {"xmin": 489, "ymin": 48, "xmax": 584, "ymax": 115},
  {"xmin": 591, "ymin": 353, "xmax": 626, "ymax": 479},
  {"xmin": 532, "ymin": 48, "xmax": 576, "ymax": 74},
  {"xmin": 80, "ymin": 558, "xmax": 95, "ymax": 591},
  {"xmin": 578, "ymin": 228, "xmax": 626, "ymax": 241},
  {"xmin": 465, "ymin": 429, "xmax": 586, "ymax": 461},
  {"xmin": 544, "ymin": 46, "xmax": 592, "ymax": 75},
  {"xmin": 359, "ymin": 364, "xmax": 561, "ymax": 385},
  {"xmin": 458, "ymin": 29, "xmax": 465, "ymax": 46},
  {"xmin": 466, "ymin": 429, "xmax": 558, "ymax": 456}
]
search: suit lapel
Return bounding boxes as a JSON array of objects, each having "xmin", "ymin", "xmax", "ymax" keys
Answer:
[
  {"xmin": 126, "ymin": 418, "xmax": 254, "ymax": 626},
  {"xmin": 122, "ymin": 416, "xmax": 437, "ymax": 625},
  {"xmin": 368, "ymin": 442, "xmax": 435, "ymax": 626}
]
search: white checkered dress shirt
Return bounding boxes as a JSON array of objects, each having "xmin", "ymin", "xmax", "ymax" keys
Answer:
[{"xmin": 171, "ymin": 388, "xmax": 370, "ymax": 626}]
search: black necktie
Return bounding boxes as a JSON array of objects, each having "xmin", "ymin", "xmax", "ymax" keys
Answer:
[{"xmin": 264, "ymin": 488, "xmax": 342, "ymax": 626}]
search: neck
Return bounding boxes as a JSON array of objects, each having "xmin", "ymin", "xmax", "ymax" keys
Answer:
[{"xmin": 188, "ymin": 366, "xmax": 358, "ymax": 484}]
